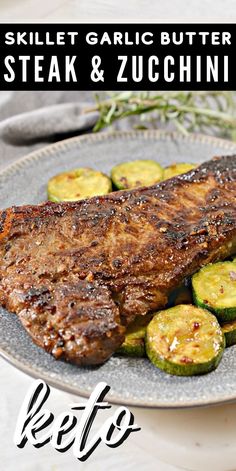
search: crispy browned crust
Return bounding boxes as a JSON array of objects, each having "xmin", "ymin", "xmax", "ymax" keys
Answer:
[{"xmin": 0, "ymin": 155, "xmax": 236, "ymax": 365}]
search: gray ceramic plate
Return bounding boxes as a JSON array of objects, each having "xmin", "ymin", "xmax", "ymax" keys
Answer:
[{"xmin": 1, "ymin": 130, "xmax": 236, "ymax": 409}]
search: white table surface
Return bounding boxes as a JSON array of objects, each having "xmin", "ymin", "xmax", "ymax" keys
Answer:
[
  {"xmin": 1, "ymin": 2, "xmax": 236, "ymax": 470},
  {"xmin": 2, "ymin": 355, "xmax": 236, "ymax": 471}
]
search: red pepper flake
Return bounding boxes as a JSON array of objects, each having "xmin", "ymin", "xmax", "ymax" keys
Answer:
[
  {"xmin": 120, "ymin": 177, "xmax": 128, "ymax": 188},
  {"xmin": 219, "ymin": 286, "xmax": 224, "ymax": 294},
  {"xmin": 229, "ymin": 271, "xmax": 236, "ymax": 281},
  {"xmin": 180, "ymin": 356, "xmax": 193, "ymax": 364},
  {"xmin": 193, "ymin": 322, "xmax": 200, "ymax": 330}
]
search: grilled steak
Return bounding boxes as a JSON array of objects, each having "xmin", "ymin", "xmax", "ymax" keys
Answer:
[{"xmin": 0, "ymin": 155, "xmax": 236, "ymax": 365}]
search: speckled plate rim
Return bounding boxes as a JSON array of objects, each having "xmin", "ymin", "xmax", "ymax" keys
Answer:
[
  {"xmin": 1, "ymin": 129, "xmax": 236, "ymax": 180},
  {"xmin": 1, "ymin": 343, "xmax": 236, "ymax": 410},
  {"xmin": 1, "ymin": 130, "xmax": 236, "ymax": 409}
]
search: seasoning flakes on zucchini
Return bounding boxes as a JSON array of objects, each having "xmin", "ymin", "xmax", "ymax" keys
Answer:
[
  {"xmin": 163, "ymin": 162, "xmax": 197, "ymax": 180},
  {"xmin": 47, "ymin": 167, "xmax": 112, "ymax": 202},
  {"xmin": 192, "ymin": 262, "xmax": 236, "ymax": 322},
  {"xmin": 111, "ymin": 160, "xmax": 163, "ymax": 190},
  {"xmin": 145, "ymin": 305, "xmax": 225, "ymax": 376}
]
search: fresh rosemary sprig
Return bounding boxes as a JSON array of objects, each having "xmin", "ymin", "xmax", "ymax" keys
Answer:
[{"xmin": 85, "ymin": 91, "xmax": 236, "ymax": 138}]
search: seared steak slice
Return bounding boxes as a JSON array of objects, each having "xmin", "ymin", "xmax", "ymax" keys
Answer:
[
  {"xmin": 18, "ymin": 282, "xmax": 124, "ymax": 365},
  {"xmin": 0, "ymin": 155, "xmax": 236, "ymax": 365}
]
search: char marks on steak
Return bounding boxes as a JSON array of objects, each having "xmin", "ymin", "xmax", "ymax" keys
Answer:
[{"xmin": 0, "ymin": 155, "xmax": 236, "ymax": 365}]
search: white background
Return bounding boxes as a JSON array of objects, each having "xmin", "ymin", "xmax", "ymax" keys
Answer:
[{"xmin": 0, "ymin": 0, "xmax": 235, "ymax": 22}]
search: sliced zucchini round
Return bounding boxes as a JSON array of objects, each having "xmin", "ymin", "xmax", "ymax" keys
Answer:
[
  {"xmin": 111, "ymin": 160, "xmax": 163, "ymax": 190},
  {"xmin": 221, "ymin": 320, "xmax": 236, "ymax": 347},
  {"xmin": 47, "ymin": 168, "xmax": 112, "ymax": 202},
  {"xmin": 192, "ymin": 262, "xmax": 236, "ymax": 322},
  {"xmin": 117, "ymin": 314, "xmax": 153, "ymax": 357},
  {"xmin": 145, "ymin": 305, "xmax": 225, "ymax": 376},
  {"xmin": 163, "ymin": 163, "xmax": 196, "ymax": 180},
  {"xmin": 117, "ymin": 338, "xmax": 145, "ymax": 357}
]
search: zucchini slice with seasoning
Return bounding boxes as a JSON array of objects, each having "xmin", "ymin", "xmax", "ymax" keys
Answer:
[
  {"xmin": 117, "ymin": 314, "xmax": 153, "ymax": 357},
  {"xmin": 221, "ymin": 320, "xmax": 236, "ymax": 347},
  {"xmin": 163, "ymin": 163, "xmax": 196, "ymax": 180},
  {"xmin": 111, "ymin": 160, "xmax": 163, "ymax": 190},
  {"xmin": 192, "ymin": 262, "xmax": 236, "ymax": 322},
  {"xmin": 117, "ymin": 337, "xmax": 145, "ymax": 357},
  {"xmin": 47, "ymin": 168, "xmax": 112, "ymax": 202},
  {"xmin": 145, "ymin": 305, "xmax": 225, "ymax": 376}
]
